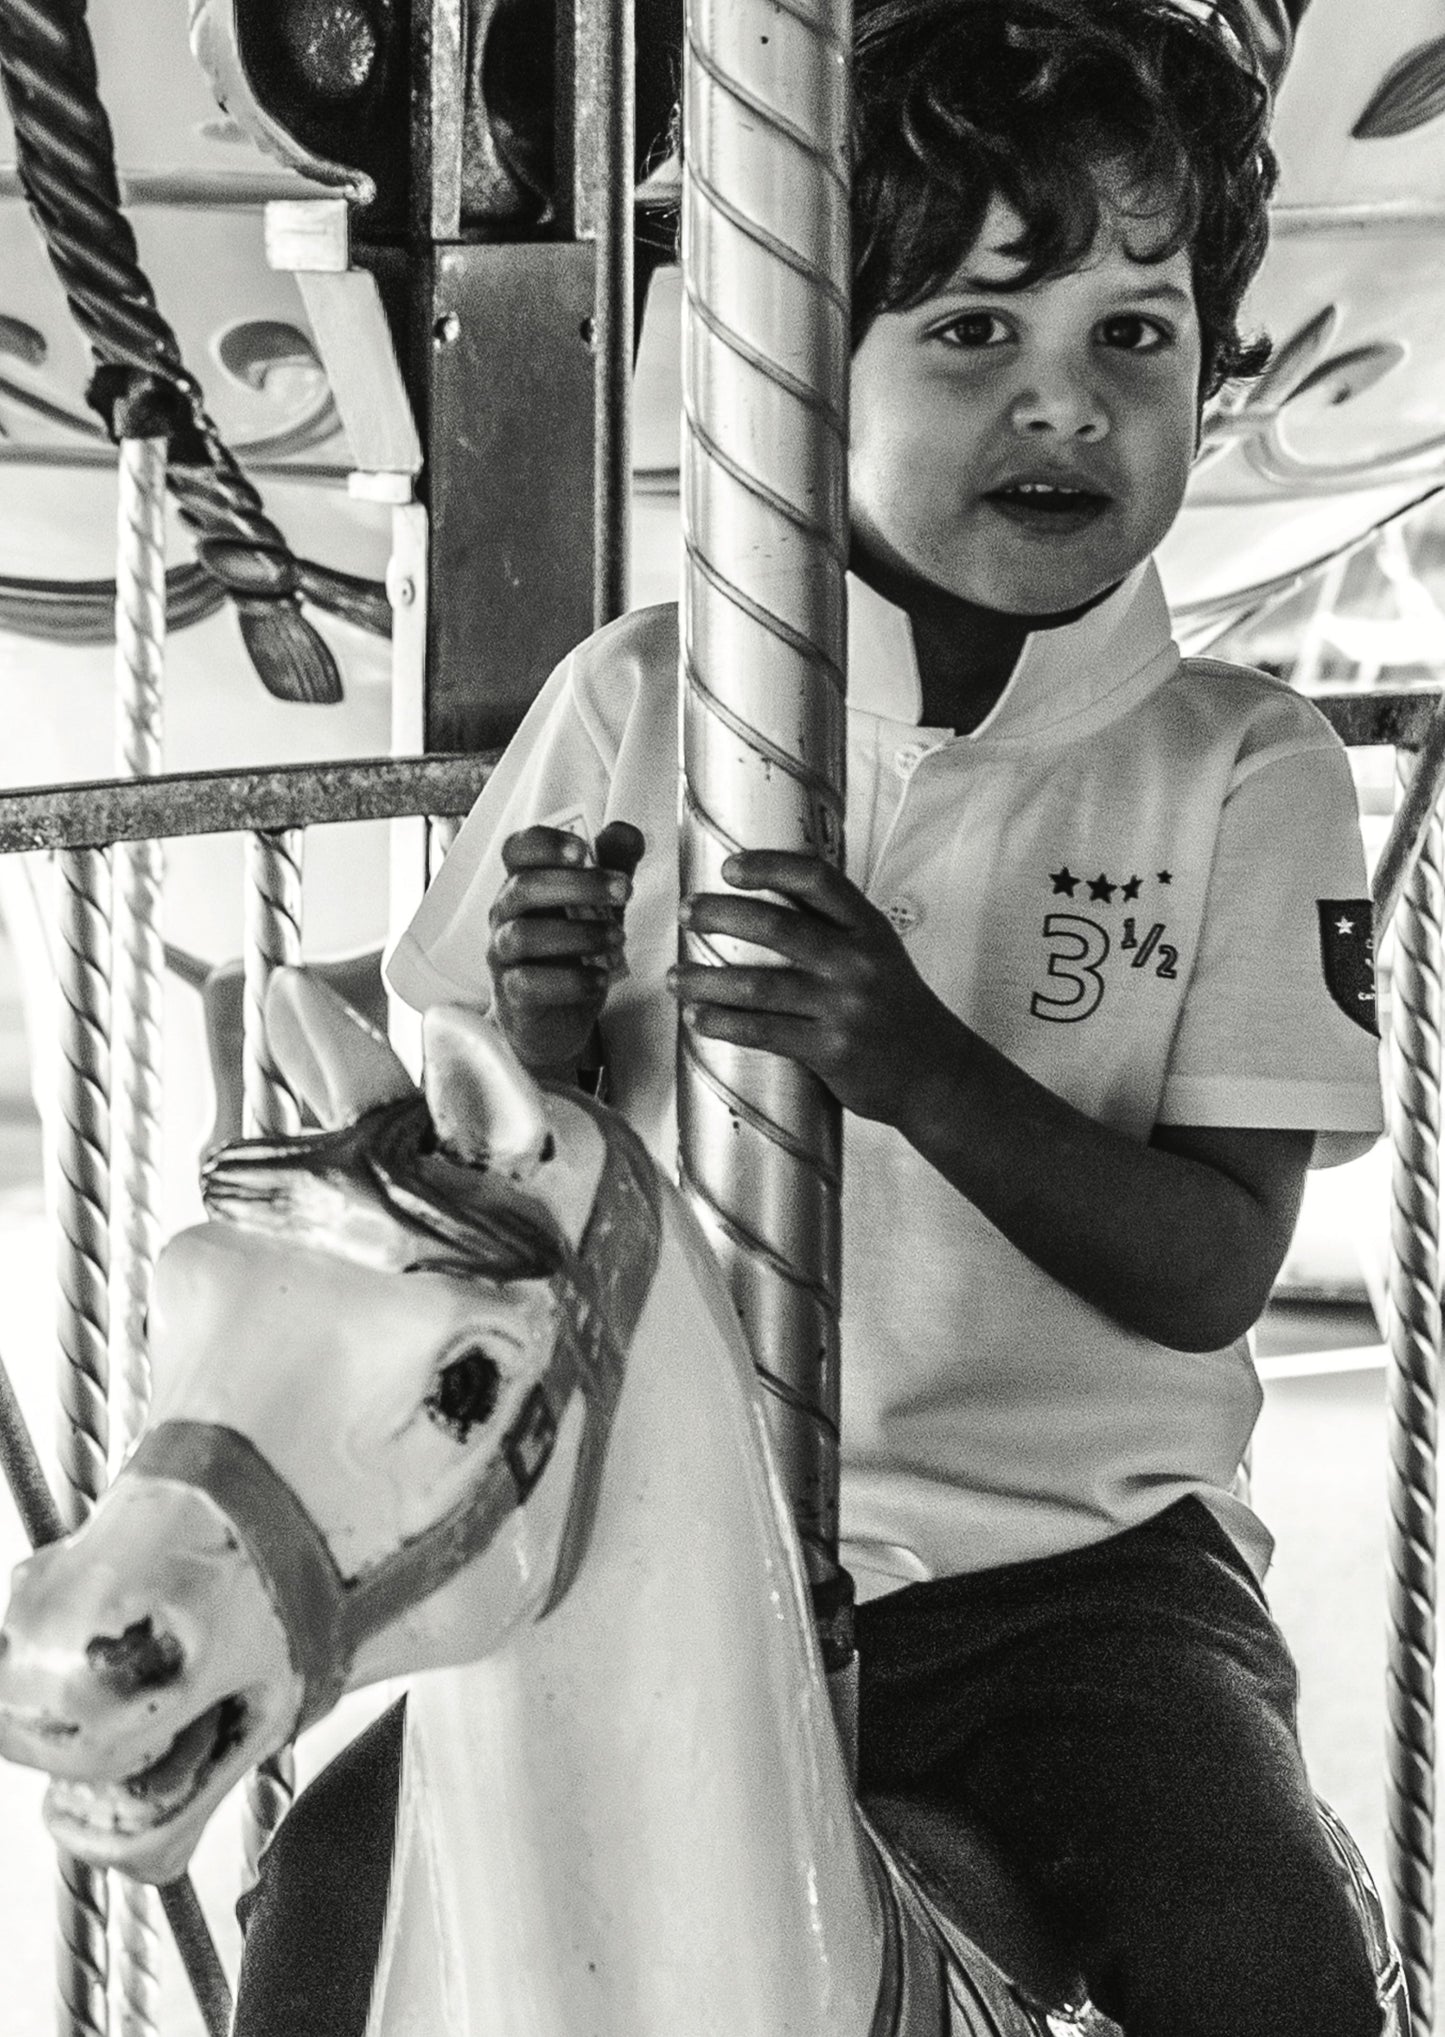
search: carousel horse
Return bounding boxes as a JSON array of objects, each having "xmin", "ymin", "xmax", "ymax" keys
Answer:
[{"xmin": 0, "ymin": 972, "xmax": 1402, "ymax": 2035}]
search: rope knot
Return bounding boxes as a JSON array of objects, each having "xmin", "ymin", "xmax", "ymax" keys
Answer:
[
  {"xmin": 195, "ymin": 537, "xmax": 301, "ymax": 604},
  {"xmin": 85, "ymin": 365, "xmax": 209, "ymax": 460}
]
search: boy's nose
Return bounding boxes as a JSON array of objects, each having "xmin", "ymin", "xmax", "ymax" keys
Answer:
[{"xmin": 1008, "ymin": 381, "xmax": 1109, "ymax": 442}]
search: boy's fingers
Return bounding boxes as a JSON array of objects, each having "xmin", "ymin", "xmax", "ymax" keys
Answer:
[
  {"xmin": 491, "ymin": 865, "xmax": 631, "ymax": 923},
  {"xmin": 500, "ymin": 825, "xmax": 592, "ymax": 872},
  {"xmin": 493, "ymin": 916, "xmax": 623, "ymax": 965},
  {"xmin": 677, "ymin": 1002, "xmax": 815, "ymax": 1062},
  {"xmin": 497, "ymin": 962, "xmax": 611, "ymax": 1012},
  {"xmin": 680, "ymin": 892, "xmax": 834, "ymax": 962},
  {"xmin": 667, "ymin": 962, "xmax": 819, "ymax": 1016},
  {"xmin": 717, "ymin": 851, "xmax": 860, "ymax": 925},
  {"xmin": 595, "ymin": 821, "xmax": 645, "ymax": 878}
]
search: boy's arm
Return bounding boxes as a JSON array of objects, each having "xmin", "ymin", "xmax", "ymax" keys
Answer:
[{"xmin": 669, "ymin": 850, "xmax": 1310, "ymax": 1354}]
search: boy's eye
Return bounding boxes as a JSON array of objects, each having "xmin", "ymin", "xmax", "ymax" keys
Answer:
[
  {"xmin": 1096, "ymin": 313, "xmax": 1171, "ymax": 353},
  {"xmin": 935, "ymin": 311, "xmax": 1013, "ymax": 349}
]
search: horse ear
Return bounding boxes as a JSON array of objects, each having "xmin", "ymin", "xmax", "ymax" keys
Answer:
[
  {"xmin": 421, "ymin": 1007, "xmax": 553, "ymax": 1179},
  {"xmin": 264, "ymin": 967, "xmax": 415, "ymax": 1128}
]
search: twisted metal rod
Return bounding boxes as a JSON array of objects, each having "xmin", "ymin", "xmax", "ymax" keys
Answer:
[
  {"xmin": 678, "ymin": 0, "xmax": 851, "ymax": 1653},
  {"xmin": 0, "ymin": 0, "xmax": 378, "ymax": 701},
  {"xmin": 1386, "ymin": 748, "xmax": 1442, "ymax": 2035},
  {"xmin": 110, "ymin": 433, "xmax": 166, "ymax": 2037},
  {"xmin": 54, "ymin": 842, "xmax": 112, "ymax": 2037},
  {"xmin": 240, "ymin": 827, "xmax": 304, "ymax": 1881}
]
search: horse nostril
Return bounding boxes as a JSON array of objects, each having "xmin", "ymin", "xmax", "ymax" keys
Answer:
[{"xmin": 85, "ymin": 1618, "xmax": 184, "ymax": 1697}]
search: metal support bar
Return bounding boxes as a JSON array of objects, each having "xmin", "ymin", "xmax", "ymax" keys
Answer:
[
  {"xmin": 54, "ymin": 843, "xmax": 112, "ymax": 2037},
  {"xmin": 677, "ymin": 0, "xmax": 852, "ymax": 1656},
  {"xmin": 1386, "ymin": 751, "xmax": 1444, "ymax": 2033},
  {"xmin": 0, "ymin": 756, "xmax": 497, "ymax": 855},
  {"xmin": 570, "ymin": 0, "xmax": 635, "ymax": 626},
  {"xmin": 239, "ymin": 828, "xmax": 304, "ymax": 1884},
  {"xmin": 1377, "ymin": 692, "xmax": 1445, "ymax": 934},
  {"xmin": 111, "ymin": 433, "xmax": 166, "ymax": 2037}
]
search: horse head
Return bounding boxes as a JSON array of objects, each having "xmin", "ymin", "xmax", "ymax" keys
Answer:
[{"xmin": 0, "ymin": 970, "xmax": 661, "ymax": 1884}]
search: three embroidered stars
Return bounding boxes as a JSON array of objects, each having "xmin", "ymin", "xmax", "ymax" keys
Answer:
[{"xmin": 1049, "ymin": 867, "xmax": 1172, "ymax": 900}]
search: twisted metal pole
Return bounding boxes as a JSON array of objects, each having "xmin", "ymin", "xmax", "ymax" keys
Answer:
[
  {"xmin": 240, "ymin": 827, "xmax": 303, "ymax": 1880},
  {"xmin": 1385, "ymin": 747, "xmax": 1442, "ymax": 2035},
  {"xmin": 678, "ymin": 0, "xmax": 852, "ymax": 1661},
  {"xmin": 54, "ymin": 842, "xmax": 112, "ymax": 2037},
  {"xmin": 110, "ymin": 432, "xmax": 166, "ymax": 2037}
]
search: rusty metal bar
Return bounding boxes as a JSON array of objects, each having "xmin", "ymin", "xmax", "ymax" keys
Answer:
[
  {"xmin": 572, "ymin": 0, "xmax": 635, "ymax": 625},
  {"xmin": 0, "ymin": 755, "xmax": 497, "ymax": 855},
  {"xmin": 0, "ymin": 1349, "xmax": 233, "ymax": 2037}
]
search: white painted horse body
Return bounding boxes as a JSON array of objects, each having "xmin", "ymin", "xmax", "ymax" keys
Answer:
[{"xmin": 0, "ymin": 973, "xmax": 1083, "ymax": 2035}]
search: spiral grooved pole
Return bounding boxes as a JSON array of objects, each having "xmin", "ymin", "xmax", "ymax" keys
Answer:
[
  {"xmin": 55, "ymin": 843, "xmax": 112, "ymax": 2037},
  {"xmin": 240, "ymin": 827, "xmax": 303, "ymax": 1878},
  {"xmin": 1386, "ymin": 753, "xmax": 1442, "ymax": 2035},
  {"xmin": 679, "ymin": 0, "xmax": 851, "ymax": 1628},
  {"xmin": 242, "ymin": 830, "xmax": 303, "ymax": 1141},
  {"xmin": 57, "ymin": 1851, "xmax": 109, "ymax": 2037},
  {"xmin": 111, "ymin": 434, "xmax": 165, "ymax": 2037}
]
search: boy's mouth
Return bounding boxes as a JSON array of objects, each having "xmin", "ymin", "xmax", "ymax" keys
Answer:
[{"xmin": 982, "ymin": 481, "xmax": 1111, "ymax": 536}]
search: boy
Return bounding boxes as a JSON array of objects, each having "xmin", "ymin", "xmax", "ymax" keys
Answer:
[{"xmin": 241, "ymin": 3, "xmax": 1385, "ymax": 2033}]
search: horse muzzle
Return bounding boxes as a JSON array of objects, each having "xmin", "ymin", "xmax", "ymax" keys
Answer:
[{"xmin": 0, "ymin": 1471, "xmax": 301, "ymax": 1882}]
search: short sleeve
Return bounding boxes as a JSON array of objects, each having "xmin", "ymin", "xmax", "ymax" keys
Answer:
[
  {"xmin": 1157, "ymin": 735, "xmax": 1384, "ymax": 1168},
  {"xmin": 384, "ymin": 605, "xmax": 678, "ymax": 1017},
  {"xmin": 384, "ymin": 651, "xmax": 610, "ymax": 1014}
]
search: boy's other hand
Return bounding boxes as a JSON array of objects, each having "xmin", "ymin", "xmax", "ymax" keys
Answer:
[
  {"xmin": 489, "ymin": 821, "xmax": 645, "ymax": 1076},
  {"xmin": 668, "ymin": 850, "xmax": 949, "ymax": 1125}
]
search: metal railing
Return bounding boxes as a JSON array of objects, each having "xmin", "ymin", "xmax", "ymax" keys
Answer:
[{"xmin": 0, "ymin": 747, "xmax": 494, "ymax": 2037}]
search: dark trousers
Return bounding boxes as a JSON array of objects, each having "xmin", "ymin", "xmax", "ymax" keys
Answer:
[
  {"xmin": 233, "ymin": 1498, "xmax": 1381, "ymax": 2036},
  {"xmin": 856, "ymin": 1496, "xmax": 1381, "ymax": 2037}
]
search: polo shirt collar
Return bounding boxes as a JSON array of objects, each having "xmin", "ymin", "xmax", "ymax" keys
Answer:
[{"xmin": 846, "ymin": 561, "xmax": 1177, "ymax": 743}]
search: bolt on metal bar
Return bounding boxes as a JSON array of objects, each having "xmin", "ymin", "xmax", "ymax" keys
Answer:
[
  {"xmin": 678, "ymin": 0, "xmax": 852, "ymax": 1658},
  {"xmin": 1385, "ymin": 749, "xmax": 1443, "ymax": 2033},
  {"xmin": 0, "ymin": 1349, "xmax": 232, "ymax": 2037}
]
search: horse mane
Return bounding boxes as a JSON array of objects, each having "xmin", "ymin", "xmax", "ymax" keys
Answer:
[{"xmin": 200, "ymin": 1094, "xmax": 569, "ymax": 1283}]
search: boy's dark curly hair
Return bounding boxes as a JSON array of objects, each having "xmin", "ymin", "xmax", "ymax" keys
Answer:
[{"xmin": 852, "ymin": 0, "xmax": 1279, "ymax": 397}]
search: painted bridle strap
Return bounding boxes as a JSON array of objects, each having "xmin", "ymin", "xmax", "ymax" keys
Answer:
[{"xmin": 129, "ymin": 1105, "xmax": 662, "ymax": 1727}]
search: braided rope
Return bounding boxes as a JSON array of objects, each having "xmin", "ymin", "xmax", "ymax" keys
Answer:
[
  {"xmin": 1386, "ymin": 750, "xmax": 1442, "ymax": 2035},
  {"xmin": 677, "ymin": 0, "xmax": 851, "ymax": 1647},
  {"xmin": 110, "ymin": 433, "xmax": 166, "ymax": 2037},
  {"xmin": 0, "ymin": 0, "xmax": 380, "ymax": 702},
  {"xmin": 240, "ymin": 826, "xmax": 303, "ymax": 1878},
  {"xmin": 55, "ymin": 842, "xmax": 112, "ymax": 2037}
]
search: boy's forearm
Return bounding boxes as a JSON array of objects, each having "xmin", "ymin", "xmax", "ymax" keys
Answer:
[{"xmin": 891, "ymin": 1009, "xmax": 1298, "ymax": 1352}]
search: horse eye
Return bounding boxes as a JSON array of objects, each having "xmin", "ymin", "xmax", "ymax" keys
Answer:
[{"xmin": 425, "ymin": 1346, "xmax": 503, "ymax": 1441}]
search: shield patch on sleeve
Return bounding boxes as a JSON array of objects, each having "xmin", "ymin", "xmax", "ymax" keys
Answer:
[{"xmin": 1317, "ymin": 901, "xmax": 1379, "ymax": 1037}]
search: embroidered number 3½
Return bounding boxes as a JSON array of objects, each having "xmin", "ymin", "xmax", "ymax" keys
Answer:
[{"xmin": 1032, "ymin": 912, "xmax": 1109, "ymax": 1023}]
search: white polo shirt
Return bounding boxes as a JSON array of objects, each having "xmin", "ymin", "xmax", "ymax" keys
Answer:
[{"xmin": 389, "ymin": 563, "xmax": 1383, "ymax": 1587}]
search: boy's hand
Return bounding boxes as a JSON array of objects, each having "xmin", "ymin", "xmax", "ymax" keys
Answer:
[
  {"xmin": 668, "ymin": 850, "xmax": 949, "ymax": 1125},
  {"xmin": 488, "ymin": 821, "xmax": 645, "ymax": 1075}
]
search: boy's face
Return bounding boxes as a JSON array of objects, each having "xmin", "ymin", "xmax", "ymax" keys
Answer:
[{"xmin": 849, "ymin": 194, "xmax": 1203, "ymax": 617}]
